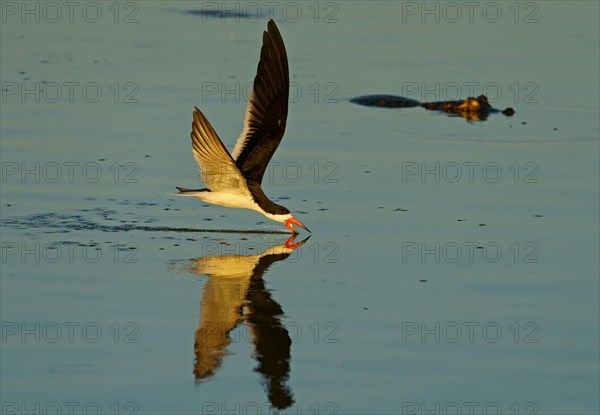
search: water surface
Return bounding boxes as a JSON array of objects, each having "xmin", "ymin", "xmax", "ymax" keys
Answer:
[{"xmin": 1, "ymin": 1, "xmax": 598, "ymax": 414}]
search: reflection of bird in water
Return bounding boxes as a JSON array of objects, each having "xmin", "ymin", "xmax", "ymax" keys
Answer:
[
  {"xmin": 170, "ymin": 234, "xmax": 308, "ymax": 410},
  {"xmin": 175, "ymin": 20, "xmax": 310, "ymax": 234}
]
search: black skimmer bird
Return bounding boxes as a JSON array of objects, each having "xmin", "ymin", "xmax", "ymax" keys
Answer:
[{"xmin": 176, "ymin": 20, "xmax": 310, "ymax": 234}]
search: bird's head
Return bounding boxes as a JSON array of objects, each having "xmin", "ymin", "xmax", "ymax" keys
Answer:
[
  {"xmin": 263, "ymin": 210, "xmax": 310, "ymax": 234},
  {"xmin": 261, "ymin": 205, "xmax": 310, "ymax": 233}
]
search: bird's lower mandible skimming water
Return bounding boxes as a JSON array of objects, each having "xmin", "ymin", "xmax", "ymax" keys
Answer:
[{"xmin": 176, "ymin": 20, "xmax": 310, "ymax": 234}]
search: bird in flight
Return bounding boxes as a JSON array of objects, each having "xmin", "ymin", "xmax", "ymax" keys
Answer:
[{"xmin": 176, "ymin": 20, "xmax": 310, "ymax": 234}]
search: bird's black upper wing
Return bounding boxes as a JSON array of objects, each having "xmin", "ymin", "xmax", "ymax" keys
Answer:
[{"xmin": 231, "ymin": 20, "xmax": 289, "ymax": 185}]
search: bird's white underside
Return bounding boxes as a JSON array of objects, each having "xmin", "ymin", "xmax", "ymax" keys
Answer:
[
  {"xmin": 176, "ymin": 190, "xmax": 292, "ymax": 224},
  {"xmin": 195, "ymin": 191, "xmax": 256, "ymax": 210}
]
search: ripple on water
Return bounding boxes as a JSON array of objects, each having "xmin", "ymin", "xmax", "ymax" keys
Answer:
[
  {"xmin": 49, "ymin": 364, "xmax": 99, "ymax": 374},
  {"xmin": 0, "ymin": 210, "xmax": 290, "ymax": 235}
]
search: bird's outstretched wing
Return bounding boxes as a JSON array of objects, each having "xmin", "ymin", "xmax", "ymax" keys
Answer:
[
  {"xmin": 231, "ymin": 19, "xmax": 289, "ymax": 184},
  {"xmin": 191, "ymin": 107, "xmax": 249, "ymax": 193}
]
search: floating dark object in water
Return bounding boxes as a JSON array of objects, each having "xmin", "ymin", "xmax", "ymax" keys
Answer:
[
  {"xmin": 186, "ymin": 9, "xmax": 256, "ymax": 20},
  {"xmin": 350, "ymin": 94, "xmax": 514, "ymax": 122}
]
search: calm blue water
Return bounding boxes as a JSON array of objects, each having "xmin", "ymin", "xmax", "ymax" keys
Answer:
[{"xmin": 1, "ymin": 1, "xmax": 598, "ymax": 414}]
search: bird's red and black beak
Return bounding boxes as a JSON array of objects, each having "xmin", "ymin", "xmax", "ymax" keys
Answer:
[{"xmin": 284, "ymin": 217, "xmax": 310, "ymax": 234}]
